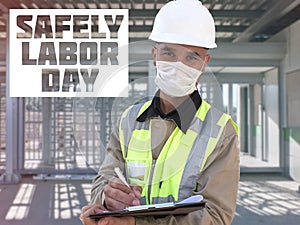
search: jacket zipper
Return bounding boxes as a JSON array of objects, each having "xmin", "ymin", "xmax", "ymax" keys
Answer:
[{"xmin": 147, "ymin": 159, "xmax": 156, "ymax": 204}]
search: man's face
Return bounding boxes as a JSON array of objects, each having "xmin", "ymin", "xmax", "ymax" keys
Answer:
[{"xmin": 152, "ymin": 43, "xmax": 210, "ymax": 71}]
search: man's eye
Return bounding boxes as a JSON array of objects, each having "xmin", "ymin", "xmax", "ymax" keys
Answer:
[
  {"xmin": 187, "ymin": 55, "xmax": 198, "ymax": 61},
  {"xmin": 162, "ymin": 51, "xmax": 174, "ymax": 57}
]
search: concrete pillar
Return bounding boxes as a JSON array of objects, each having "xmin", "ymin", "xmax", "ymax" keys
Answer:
[
  {"xmin": 238, "ymin": 87, "xmax": 247, "ymax": 153},
  {"xmin": 228, "ymin": 83, "xmax": 233, "ymax": 116},
  {"xmin": 248, "ymin": 85, "xmax": 255, "ymax": 156},
  {"xmin": 0, "ymin": 13, "xmax": 21, "ymax": 183},
  {"xmin": 261, "ymin": 84, "xmax": 266, "ymax": 161},
  {"xmin": 279, "ymin": 63, "xmax": 289, "ymax": 176},
  {"xmin": 42, "ymin": 98, "xmax": 51, "ymax": 164}
]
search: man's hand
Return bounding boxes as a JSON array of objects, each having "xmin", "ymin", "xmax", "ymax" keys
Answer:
[
  {"xmin": 103, "ymin": 178, "xmax": 142, "ymax": 210},
  {"xmin": 80, "ymin": 204, "xmax": 105, "ymax": 225},
  {"xmin": 80, "ymin": 204, "xmax": 135, "ymax": 225}
]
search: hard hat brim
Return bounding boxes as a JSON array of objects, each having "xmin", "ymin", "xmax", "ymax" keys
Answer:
[{"xmin": 149, "ymin": 33, "xmax": 217, "ymax": 49}]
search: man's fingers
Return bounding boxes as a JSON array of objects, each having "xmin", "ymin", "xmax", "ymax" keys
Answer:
[
  {"xmin": 80, "ymin": 204, "xmax": 106, "ymax": 224},
  {"xmin": 98, "ymin": 216, "xmax": 135, "ymax": 225},
  {"xmin": 83, "ymin": 205, "xmax": 105, "ymax": 213},
  {"xmin": 104, "ymin": 195, "xmax": 129, "ymax": 211},
  {"xmin": 82, "ymin": 205, "xmax": 95, "ymax": 213},
  {"xmin": 130, "ymin": 184, "xmax": 142, "ymax": 198},
  {"xmin": 103, "ymin": 180, "xmax": 142, "ymax": 211},
  {"xmin": 103, "ymin": 184, "xmax": 140, "ymax": 210},
  {"xmin": 108, "ymin": 179, "xmax": 132, "ymax": 194},
  {"xmin": 108, "ymin": 178, "xmax": 142, "ymax": 198}
]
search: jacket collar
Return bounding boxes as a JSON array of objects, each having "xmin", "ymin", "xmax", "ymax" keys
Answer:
[{"xmin": 136, "ymin": 90, "xmax": 202, "ymax": 133}]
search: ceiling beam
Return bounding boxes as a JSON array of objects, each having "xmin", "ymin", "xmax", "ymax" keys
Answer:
[
  {"xmin": 211, "ymin": 9, "xmax": 265, "ymax": 18},
  {"xmin": 0, "ymin": 25, "xmax": 6, "ymax": 32},
  {"xmin": 129, "ymin": 37, "xmax": 236, "ymax": 43},
  {"xmin": 0, "ymin": 24, "xmax": 248, "ymax": 33},
  {"xmin": 129, "ymin": 9, "xmax": 264, "ymax": 19},
  {"xmin": 0, "ymin": 7, "xmax": 264, "ymax": 19},
  {"xmin": 0, "ymin": 3, "xmax": 8, "ymax": 15},
  {"xmin": 209, "ymin": 59, "xmax": 282, "ymax": 67},
  {"xmin": 129, "ymin": 25, "xmax": 247, "ymax": 33},
  {"xmin": 210, "ymin": 42, "xmax": 286, "ymax": 61},
  {"xmin": 215, "ymin": 73, "xmax": 264, "ymax": 84},
  {"xmin": 0, "ymin": 1, "xmax": 18, "ymax": 10},
  {"xmin": 233, "ymin": 0, "xmax": 300, "ymax": 43},
  {"xmin": 127, "ymin": 41, "xmax": 286, "ymax": 67}
]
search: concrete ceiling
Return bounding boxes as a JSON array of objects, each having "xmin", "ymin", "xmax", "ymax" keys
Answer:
[
  {"xmin": 0, "ymin": 0, "xmax": 299, "ymax": 42},
  {"xmin": 0, "ymin": 0, "xmax": 299, "ymax": 79}
]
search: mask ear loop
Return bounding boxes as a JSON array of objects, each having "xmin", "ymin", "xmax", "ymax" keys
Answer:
[
  {"xmin": 154, "ymin": 46, "xmax": 159, "ymax": 66},
  {"xmin": 154, "ymin": 47, "xmax": 163, "ymax": 85},
  {"xmin": 199, "ymin": 55, "xmax": 207, "ymax": 72},
  {"xmin": 154, "ymin": 47, "xmax": 163, "ymax": 77},
  {"xmin": 196, "ymin": 57, "xmax": 206, "ymax": 87}
]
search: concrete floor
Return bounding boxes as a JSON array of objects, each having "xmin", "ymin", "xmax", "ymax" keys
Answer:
[
  {"xmin": 0, "ymin": 174, "xmax": 299, "ymax": 225},
  {"xmin": 233, "ymin": 174, "xmax": 300, "ymax": 225}
]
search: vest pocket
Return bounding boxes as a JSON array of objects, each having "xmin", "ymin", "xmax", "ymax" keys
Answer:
[{"xmin": 125, "ymin": 158, "xmax": 151, "ymax": 186}]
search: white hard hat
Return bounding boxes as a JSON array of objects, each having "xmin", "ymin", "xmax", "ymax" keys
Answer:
[{"xmin": 149, "ymin": 0, "xmax": 217, "ymax": 49}]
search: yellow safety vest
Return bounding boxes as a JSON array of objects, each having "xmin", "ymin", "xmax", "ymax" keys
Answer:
[{"xmin": 119, "ymin": 100, "xmax": 238, "ymax": 205}]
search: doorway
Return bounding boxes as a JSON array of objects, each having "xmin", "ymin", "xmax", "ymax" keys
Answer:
[{"xmin": 221, "ymin": 69, "xmax": 281, "ymax": 172}]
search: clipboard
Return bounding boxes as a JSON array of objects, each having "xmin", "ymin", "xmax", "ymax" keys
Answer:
[{"xmin": 89, "ymin": 195, "xmax": 206, "ymax": 219}]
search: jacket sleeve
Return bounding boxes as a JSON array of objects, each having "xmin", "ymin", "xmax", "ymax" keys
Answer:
[
  {"xmin": 90, "ymin": 122, "xmax": 125, "ymax": 205},
  {"xmin": 90, "ymin": 120, "xmax": 240, "ymax": 225},
  {"xmin": 135, "ymin": 121, "xmax": 240, "ymax": 225}
]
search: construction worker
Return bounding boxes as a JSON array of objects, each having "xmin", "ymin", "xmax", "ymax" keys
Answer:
[{"xmin": 80, "ymin": 0, "xmax": 239, "ymax": 224}]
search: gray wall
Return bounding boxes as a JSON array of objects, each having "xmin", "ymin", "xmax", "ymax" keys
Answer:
[{"xmin": 270, "ymin": 20, "xmax": 300, "ymax": 181}]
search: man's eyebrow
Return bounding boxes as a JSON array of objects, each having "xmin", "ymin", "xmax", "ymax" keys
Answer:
[
  {"xmin": 159, "ymin": 46, "xmax": 176, "ymax": 51},
  {"xmin": 159, "ymin": 45, "xmax": 205, "ymax": 57}
]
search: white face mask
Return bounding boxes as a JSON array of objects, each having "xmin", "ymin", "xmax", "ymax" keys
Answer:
[{"xmin": 155, "ymin": 60, "xmax": 203, "ymax": 97}]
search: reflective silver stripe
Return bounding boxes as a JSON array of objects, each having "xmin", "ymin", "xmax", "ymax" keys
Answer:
[
  {"xmin": 120, "ymin": 103, "xmax": 146, "ymax": 158},
  {"xmin": 178, "ymin": 107, "xmax": 223, "ymax": 201},
  {"xmin": 152, "ymin": 195, "xmax": 175, "ymax": 204},
  {"xmin": 140, "ymin": 196, "xmax": 147, "ymax": 205},
  {"xmin": 140, "ymin": 196, "xmax": 176, "ymax": 205}
]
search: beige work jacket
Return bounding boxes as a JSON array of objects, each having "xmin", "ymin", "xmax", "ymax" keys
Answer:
[{"xmin": 90, "ymin": 116, "xmax": 240, "ymax": 225}]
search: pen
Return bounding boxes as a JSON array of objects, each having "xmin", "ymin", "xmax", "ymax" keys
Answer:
[{"xmin": 114, "ymin": 167, "xmax": 131, "ymax": 188}]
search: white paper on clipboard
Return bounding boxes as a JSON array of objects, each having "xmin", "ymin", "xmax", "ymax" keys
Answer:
[{"xmin": 89, "ymin": 195, "xmax": 205, "ymax": 219}]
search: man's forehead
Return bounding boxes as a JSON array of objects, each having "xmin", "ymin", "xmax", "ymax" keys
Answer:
[{"xmin": 157, "ymin": 43, "xmax": 207, "ymax": 54}]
